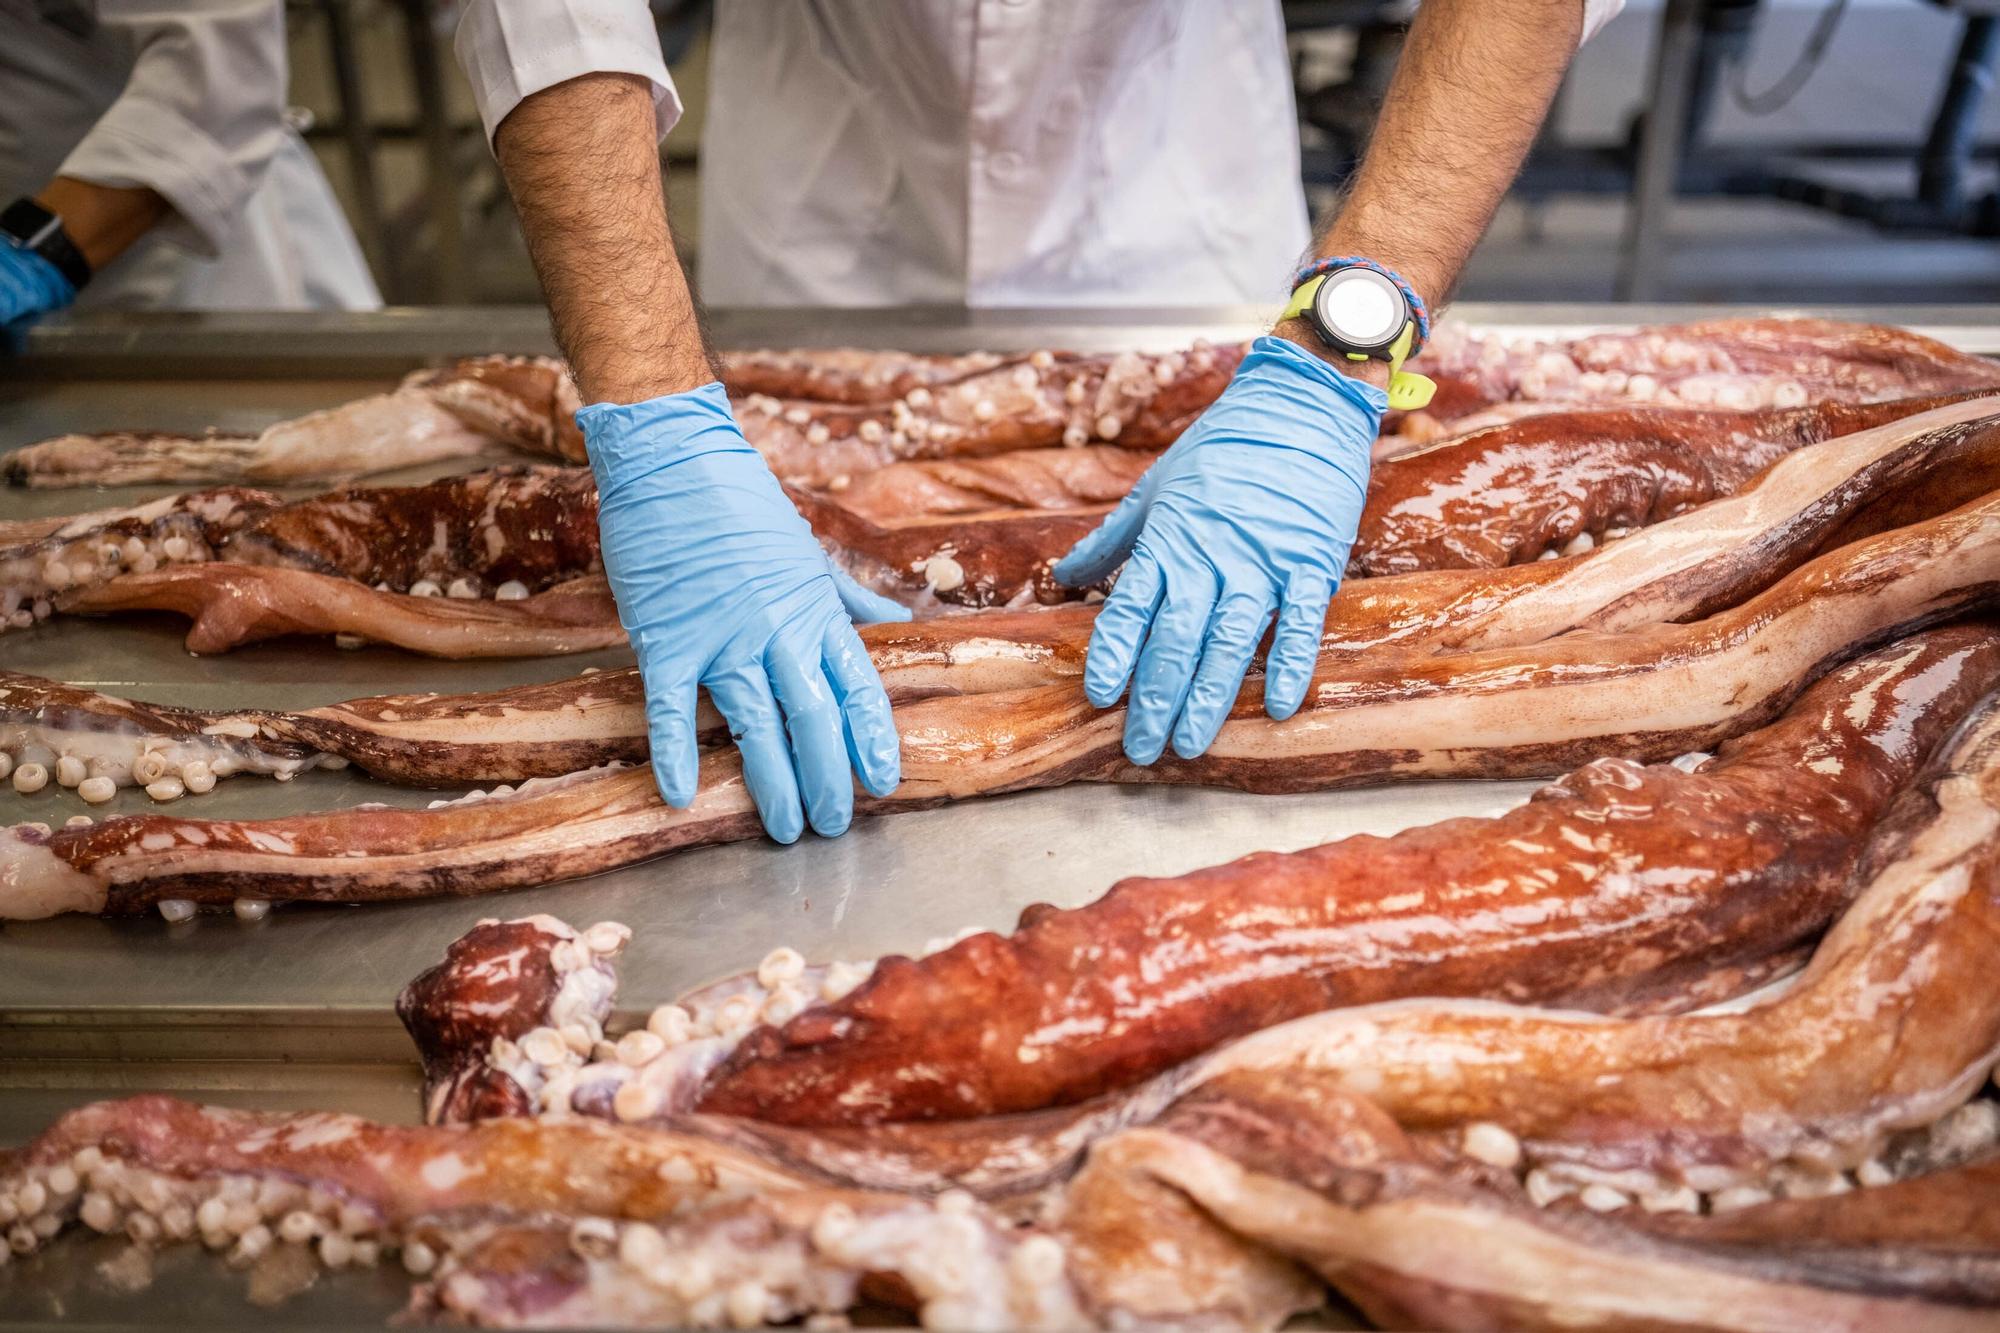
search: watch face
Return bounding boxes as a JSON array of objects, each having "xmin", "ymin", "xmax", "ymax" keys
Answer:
[{"xmin": 1314, "ymin": 268, "xmax": 1407, "ymax": 354}]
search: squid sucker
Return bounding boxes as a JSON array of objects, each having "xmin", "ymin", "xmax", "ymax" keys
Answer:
[{"xmin": 6, "ymin": 487, "xmax": 2000, "ymax": 918}]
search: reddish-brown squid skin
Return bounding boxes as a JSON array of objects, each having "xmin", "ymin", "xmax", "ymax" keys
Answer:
[
  {"xmin": 0, "ymin": 1087, "xmax": 1353, "ymax": 1328},
  {"xmin": 1352, "ymin": 391, "xmax": 1994, "ymax": 575},
  {"xmin": 1181, "ymin": 692, "xmax": 2000, "ymax": 1208},
  {"xmin": 692, "ymin": 626, "xmax": 2000, "ymax": 1125},
  {"xmin": 397, "ymin": 917, "xmax": 609, "ymax": 1124},
  {"xmin": 0, "ymin": 485, "xmax": 283, "ymax": 616},
  {"xmin": 15, "ymin": 488, "xmax": 2000, "ymax": 920},
  {"xmin": 1562, "ymin": 316, "xmax": 2000, "ymax": 396},
  {"xmin": 63, "ymin": 566, "xmax": 625, "ymax": 658},
  {"xmin": 224, "ymin": 464, "xmax": 602, "ymax": 591},
  {"xmin": 0, "ymin": 1095, "xmax": 818, "ymax": 1225},
  {"xmin": 727, "ymin": 322, "xmax": 2000, "ymax": 470},
  {"xmin": 791, "ymin": 487, "xmax": 1109, "ymax": 608},
  {"xmin": 26, "ymin": 392, "xmax": 2000, "ymax": 646},
  {"xmin": 30, "ymin": 402, "xmax": 1999, "ymax": 786},
  {"xmin": 10, "ymin": 1084, "xmax": 1996, "ymax": 1331},
  {"xmin": 9, "ymin": 320, "xmax": 1997, "ymax": 494},
  {"xmin": 406, "ymin": 355, "xmax": 587, "ymax": 462},
  {"xmin": 797, "ymin": 391, "xmax": 1992, "ymax": 600}
]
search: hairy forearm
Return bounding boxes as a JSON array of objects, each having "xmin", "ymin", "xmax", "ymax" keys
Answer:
[
  {"xmin": 1301, "ymin": 0, "xmax": 1581, "ymax": 316},
  {"xmin": 34, "ymin": 177, "xmax": 169, "ymax": 272},
  {"xmin": 494, "ymin": 73, "xmax": 715, "ymax": 405}
]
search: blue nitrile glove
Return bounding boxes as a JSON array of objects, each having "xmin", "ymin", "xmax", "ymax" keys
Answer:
[
  {"xmin": 0, "ymin": 242, "xmax": 76, "ymax": 325},
  {"xmin": 580, "ymin": 382, "xmax": 909, "ymax": 843},
  {"xmin": 1053, "ymin": 335, "xmax": 1383, "ymax": 764}
]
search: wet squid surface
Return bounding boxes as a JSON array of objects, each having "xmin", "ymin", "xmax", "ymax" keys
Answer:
[
  {"xmin": 16, "ymin": 741, "xmax": 2000, "ymax": 1333},
  {"xmin": 1182, "ymin": 678, "xmax": 2000, "ymax": 1232},
  {"xmin": 1351, "ymin": 390, "xmax": 1997, "ymax": 575},
  {"xmin": 8, "ymin": 486, "xmax": 2000, "ymax": 919},
  {"xmin": 12, "ymin": 665, "xmax": 2000, "ymax": 1323},
  {"xmin": 689, "ymin": 627, "xmax": 2000, "ymax": 1124},
  {"xmin": 11, "ymin": 390, "xmax": 2000, "ymax": 646},
  {"xmin": 10, "ymin": 318, "xmax": 1999, "ymax": 494},
  {"xmin": 379, "ymin": 622, "xmax": 2000, "ymax": 1137},
  {"xmin": 7, "ymin": 323, "xmax": 2000, "ymax": 1327},
  {"xmin": 5, "ymin": 396, "xmax": 2000, "ymax": 823}
]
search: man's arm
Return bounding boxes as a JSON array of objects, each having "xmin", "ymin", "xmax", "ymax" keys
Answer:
[
  {"xmin": 493, "ymin": 72, "xmax": 714, "ymax": 405},
  {"xmin": 1, "ymin": 177, "xmax": 168, "ymax": 324},
  {"xmin": 487, "ymin": 70, "xmax": 904, "ymax": 845},
  {"xmin": 32, "ymin": 178, "xmax": 170, "ymax": 272},
  {"xmin": 1056, "ymin": 0, "xmax": 1584, "ymax": 764},
  {"xmin": 3, "ymin": 0, "xmax": 291, "ymax": 321},
  {"xmin": 1279, "ymin": 0, "xmax": 1582, "ymax": 362}
]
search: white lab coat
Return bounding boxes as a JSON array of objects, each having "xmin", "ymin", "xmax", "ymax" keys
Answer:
[
  {"xmin": 0, "ymin": 0, "xmax": 380, "ymax": 311},
  {"xmin": 457, "ymin": 0, "xmax": 1624, "ymax": 308}
]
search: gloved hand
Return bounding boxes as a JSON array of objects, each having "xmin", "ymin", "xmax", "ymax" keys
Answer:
[
  {"xmin": 1053, "ymin": 335, "xmax": 1383, "ymax": 764},
  {"xmin": 0, "ymin": 242, "xmax": 76, "ymax": 325},
  {"xmin": 580, "ymin": 381, "xmax": 908, "ymax": 843}
]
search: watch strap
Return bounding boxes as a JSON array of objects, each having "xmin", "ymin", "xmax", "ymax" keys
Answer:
[
  {"xmin": 1277, "ymin": 273, "xmax": 1321, "ymax": 325},
  {"xmin": 1290, "ymin": 255, "xmax": 1431, "ymax": 355},
  {"xmin": 1380, "ymin": 324, "xmax": 1437, "ymax": 412},
  {"xmin": 1, "ymin": 198, "xmax": 92, "ymax": 292},
  {"xmin": 1280, "ymin": 267, "xmax": 1436, "ymax": 411}
]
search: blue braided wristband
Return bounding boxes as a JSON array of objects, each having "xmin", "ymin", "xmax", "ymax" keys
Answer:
[{"xmin": 1289, "ymin": 256, "xmax": 1432, "ymax": 358}]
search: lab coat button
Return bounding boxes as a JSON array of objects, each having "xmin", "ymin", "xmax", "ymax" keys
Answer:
[{"xmin": 989, "ymin": 149, "xmax": 1026, "ymax": 180}]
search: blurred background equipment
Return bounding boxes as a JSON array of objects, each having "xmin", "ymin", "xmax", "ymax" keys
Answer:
[{"xmin": 282, "ymin": 0, "xmax": 2000, "ymax": 306}]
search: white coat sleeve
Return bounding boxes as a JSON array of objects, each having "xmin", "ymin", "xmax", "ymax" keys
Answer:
[
  {"xmin": 455, "ymin": 0, "xmax": 683, "ymax": 148},
  {"xmin": 54, "ymin": 1, "xmax": 292, "ymax": 258},
  {"xmin": 1581, "ymin": 0, "xmax": 1625, "ymax": 44}
]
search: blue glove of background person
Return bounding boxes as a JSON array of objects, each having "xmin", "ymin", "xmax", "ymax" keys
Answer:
[
  {"xmin": 0, "ymin": 242, "xmax": 76, "ymax": 325},
  {"xmin": 580, "ymin": 382, "xmax": 909, "ymax": 843},
  {"xmin": 1053, "ymin": 335, "xmax": 1383, "ymax": 764}
]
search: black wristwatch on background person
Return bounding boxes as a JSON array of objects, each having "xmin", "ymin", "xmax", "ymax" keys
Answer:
[
  {"xmin": 1, "ymin": 198, "xmax": 93, "ymax": 293},
  {"xmin": 1280, "ymin": 257, "xmax": 1435, "ymax": 409}
]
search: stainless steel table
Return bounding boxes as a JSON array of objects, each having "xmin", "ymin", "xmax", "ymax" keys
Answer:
[{"xmin": 0, "ymin": 304, "xmax": 1989, "ymax": 1326}]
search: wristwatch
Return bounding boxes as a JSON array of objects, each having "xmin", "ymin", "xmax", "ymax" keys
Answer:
[
  {"xmin": 1280, "ymin": 259, "xmax": 1435, "ymax": 410},
  {"xmin": 0, "ymin": 198, "xmax": 92, "ymax": 293}
]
